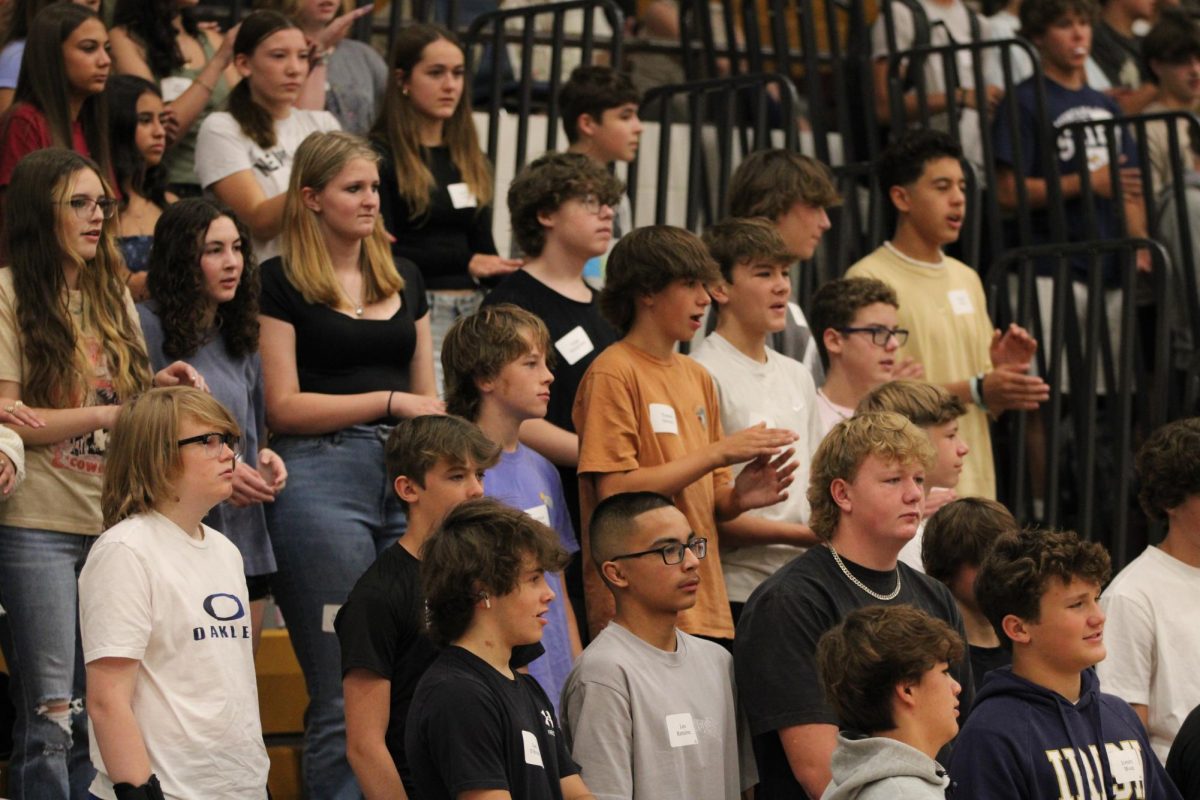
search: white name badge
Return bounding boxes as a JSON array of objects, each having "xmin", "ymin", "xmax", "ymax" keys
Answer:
[
  {"xmin": 321, "ymin": 603, "xmax": 342, "ymax": 633},
  {"xmin": 447, "ymin": 182, "xmax": 477, "ymax": 209},
  {"xmin": 649, "ymin": 403, "xmax": 679, "ymax": 435},
  {"xmin": 554, "ymin": 325, "xmax": 595, "ymax": 366},
  {"xmin": 1107, "ymin": 746, "xmax": 1144, "ymax": 784},
  {"xmin": 522, "ymin": 730, "xmax": 544, "ymax": 767},
  {"xmin": 788, "ymin": 301, "xmax": 805, "ymax": 326},
  {"xmin": 665, "ymin": 713, "xmax": 699, "ymax": 748},
  {"xmin": 947, "ymin": 289, "xmax": 975, "ymax": 315},
  {"xmin": 524, "ymin": 503, "xmax": 551, "ymax": 527},
  {"xmin": 160, "ymin": 76, "xmax": 192, "ymax": 102}
]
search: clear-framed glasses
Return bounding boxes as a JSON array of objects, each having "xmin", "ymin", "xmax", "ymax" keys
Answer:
[
  {"xmin": 838, "ymin": 326, "xmax": 910, "ymax": 347},
  {"xmin": 576, "ymin": 193, "xmax": 614, "ymax": 216},
  {"xmin": 65, "ymin": 195, "xmax": 118, "ymax": 221},
  {"xmin": 177, "ymin": 431, "xmax": 243, "ymax": 460},
  {"xmin": 610, "ymin": 537, "xmax": 707, "ymax": 565}
]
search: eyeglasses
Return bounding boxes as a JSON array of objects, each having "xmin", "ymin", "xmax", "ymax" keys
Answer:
[
  {"xmin": 65, "ymin": 195, "xmax": 118, "ymax": 221},
  {"xmin": 838, "ymin": 326, "xmax": 909, "ymax": 347},
  {"xmin": 576, "ymin": 193, "xmax": 615, "ymax": 216},
  {"xmin": 610, "ymin": 538, "xmax": 707, "ymax": 565},
  {"xmin": 177, "ymin": 432, "xmax": 243, "ymax": 460}
]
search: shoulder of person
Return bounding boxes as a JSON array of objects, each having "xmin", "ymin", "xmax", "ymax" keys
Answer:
[{"xmin": 681, "ymin": 629, "xmax": 734, "ymax": 666}]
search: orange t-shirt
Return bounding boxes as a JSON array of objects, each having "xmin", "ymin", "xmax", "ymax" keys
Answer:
[{"xmin": 573, "ymin": 340, "xmax": 734, "ymax": 639}]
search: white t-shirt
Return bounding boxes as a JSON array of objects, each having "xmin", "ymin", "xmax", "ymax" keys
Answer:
[
  {"xmin": 194, "ymin": 109, "xmax": 340, "ymax": 260},
  {"xmin": 690, "ymin": 332, "xmax": 822, "ymax": 602},
  {"xmin": 79, "ymin": 512, "xmax": 269, "ymax": 799},
  {"xmin": 1097, "ymin": 545, "xmax": 1200, "ymax": 763}
]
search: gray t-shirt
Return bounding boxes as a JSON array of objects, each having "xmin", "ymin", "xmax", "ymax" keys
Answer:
[
  {"xmin": 560, "ymin": 621, "xmax": 757, "ymax": 799},
  {"xmin": 325, "ymin": 39, "xmax": 388, "ymax": 135}
]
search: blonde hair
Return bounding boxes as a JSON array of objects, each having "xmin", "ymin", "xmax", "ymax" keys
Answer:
[
  {"xmin": 102, "ymin": 387, "xmax": 240, "ymax": 527},
  {"xmin": 807, "ymin": 411, "xmax": 936, "ymax": 541},
  {"xmin": 280, "ymin": 131, "xmax": 405, "ymax": 308},
  {"xmin": 857, "ymin": 380, "xmax": 966, "ymax": 428}
]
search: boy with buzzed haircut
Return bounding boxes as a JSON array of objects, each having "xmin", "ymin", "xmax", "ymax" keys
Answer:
[
  {"xmin": 817, "ymin": 605, "xmax": 966, "ymax": 800},
  {"xmin": 809, "ymin": 277, "xmax": 918, "ymax": 435},
  {"xmin": 573, "ymin": 225, "xmax": 799, "ymax": 643},
  {"xmin": 441, "ymin": 303, "xmax": 582, "ymax": 713},
  {"xmin": 1098, "ymin": 418, "xmax": 1200, "ymax": 763},
  {"xmin": 560, "ymin": 492, "xmax": 758, "ymax": 799},
  {"xmin": 734, "ymin": 412, "xmax": 972, "ymax": 799},
  {"xmin": 720, "ymin": 150, "xmax": 841, "ymax": 379},
  {"xmin": 857, "ymin": 379, "xmax": 971, "ymax": 571},
  {"xmin": 336, "ymin": 415, "xmax": 501, "ymax": 799},
  {"xmin": 691, "ymin": 217, "xmax": 821, "ymax": 621},
  {"xmin": 921, "ymin": 497, "xmax": 1020, "ymax": 693},
  {"xmin": 406, "ymin": 498, "xmax": 592, "ymax": 800},
  {"xmin": 847, "ymin": 129, "xmax": 1049, "ymax": 501},
  {"xmin": 951, "ymin": 528, "xmax": 1181, "ymax": 799}
]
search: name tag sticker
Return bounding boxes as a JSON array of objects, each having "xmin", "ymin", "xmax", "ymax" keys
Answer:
[
  {"xmin": 160, "ymin": 76, "xmax": 192, "ymax": 102},
  {"xmin": 649, "ymin": 403, "xmax": 679, "ymax": 435},
  {"xmin": 788, "ymin": 301, "xmax": 805, "ymax": 326},
  {"xmin": 321, "ymin": 604, "xmax": 341, "ymax": 634},
  {"xmin": 666, "ymin": 713, "xmax": 699, "ymax": 748},
  {"xmin": 554, "ymin": 326, "xmax": 595, "ymax": 366},
  {"xmin": 947, "ymin": 289, "xmax": 975, "ymax": 315},
  {"xmin": 447, "ymin": 182, "xmax": 477, "ymax": 209},
  {"xmin": 522, "ymin": 730, "xmax": 544, "ymax": 767},
  {"xmin": 524, "ymin": 504, "xmax": 551, "ymax": 526},
  {"xmin": 1108, "ymin": 747, "xmax": 1143, "ymax": 784}
]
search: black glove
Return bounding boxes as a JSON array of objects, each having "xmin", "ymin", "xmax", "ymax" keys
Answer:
[{"xmin": 113, "ymin": 774, "xmax": 166, "ymax": 800}]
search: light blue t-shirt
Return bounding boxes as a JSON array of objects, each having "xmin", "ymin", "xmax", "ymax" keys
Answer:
[{"xmin": 0, "ymin": 40, "xmax": 25, "ymax": 90}]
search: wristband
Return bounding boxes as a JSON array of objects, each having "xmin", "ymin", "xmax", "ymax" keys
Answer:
[
  {"xmin": 113, "ymin": 774, "xmax": 166, "ymax": 800},
  {"xmin": 970, "ymin": 372, "xmax": 989, "ymax": 413},
  {"xmin": 194, "ymin": 77, "xmax": 215, "ymax": 93}
]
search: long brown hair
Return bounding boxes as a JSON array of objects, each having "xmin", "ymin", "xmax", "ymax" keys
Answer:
[
  {"xmin": 370, "ymin": 23, "xmax": 491, "ymax": 219},
  {"xmin": 227, "ymin": 10, "xmax": 300, "ymax": 150}
]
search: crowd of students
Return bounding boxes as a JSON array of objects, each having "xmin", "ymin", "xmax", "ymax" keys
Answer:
[{"xmin": 0, "ymin": 0, "xmax": 1198, "ymax": 797}]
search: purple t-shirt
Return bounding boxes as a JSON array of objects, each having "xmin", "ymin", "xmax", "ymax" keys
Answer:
[{"xmin": 484, "ymin": 444, "xmax": 579, "ymax": 714}]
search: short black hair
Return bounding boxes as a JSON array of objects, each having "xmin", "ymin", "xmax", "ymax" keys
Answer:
[
  {"xmin": 558, "ymin": 65, "xmax": 640, "ymax": 143},
  {"xmin": 1019, "ymin": 0, "xmax": 1099, "ymax": 40},
  {"xmin": 588, "ymin": 491, "xmax": 675, "ymax": 568},
  {"xmin": 1144, "ymin": 8, "xmax": 1200, "ymax": 81},
  {"xmin": 877, "ymin": 129, "xmax": 963, "ymax": 199}
]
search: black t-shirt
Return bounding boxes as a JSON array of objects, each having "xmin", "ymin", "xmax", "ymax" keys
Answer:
[
  {"xmin": 969, "ymin": 643, "xmax": 1011, "ymax": 695},
  {"xmin": 374, "ymin": 140, "xmax": 498, "ymax": 291},
  {"xmin": 1168, "ymin": 703, "xmax": 1200, "ymax": 800},
  {"xmin": 481, "ymin": 269, "xmax": 618, "ymax": 532},
  {"xmin": 258, "ymin": 256, "xmax": 428, "ymax": 402},
  {"xmin": 1090, "ymin": 21, "xmax": 1151, "ymax": 89},
  {"xmin": 733, "ymin": 544, "xmax": 974, "ymax": 799},
  {"xmin": 406, "ymin": 646, "xmax": 579, "ymax": 800}
]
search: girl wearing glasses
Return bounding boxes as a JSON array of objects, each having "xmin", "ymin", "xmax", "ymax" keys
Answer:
[
  {"xmin": 139, "ymin": 198, "xmax": 286, "ymax": 651},
  {"xmin": 0, "ymin": 3, "xmax": 112, "ymax": 195},
  {"xmin": 0, "ymin": 148, "xmax": 202, "ymax": 797},
  {"xmin": 258, "ymin": 130, "xmax": 441, "ymax": 797},
  {"xmin": 371, "ymin": 23, "xmax": 519, "ymax": 392},
  {"xmin": 81, "ymin": 386, "xmax": 270, "ymax": 799}
]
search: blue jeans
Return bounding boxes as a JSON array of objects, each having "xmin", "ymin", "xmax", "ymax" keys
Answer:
[
  {"xmin": 0, "ymin": 526, "xmax": 96, "ymax": 799},
  {"xmin": 265, "ymin": 426, "xmax": 406, "ymax": 799},
  {"xmin": 428, "ymin": 289, "xmax": 484, "ymax": 399}
]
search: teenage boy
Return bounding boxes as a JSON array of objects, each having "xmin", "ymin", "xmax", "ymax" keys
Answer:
[
  {"xmin": 441, "ymin": 303, "xmax": 583, "ymax": 712},
  {"xmin": 559, "ymin": 64, "xmax": 642, "ymax": 282},
  {"xmin": 1141, "ymin": 10, "xmax": 1200, "ymax": 191},
  {"xmin": 950, "ymin": 527, "xmax": 1181, "ymax": 799},
  {"xmin": 691, "ymin": 218, "xmax": 821, "ymax": 620},
  {"xmin": 335, "ymin": 415, "xmax": 502, "ymax": 798},
  {"xmin": 921, "ymin": 497, "xmax": 1020, "ymax": 692},
  {"xmin": 722, "ymin": 149, "xmax": 841, "ymax": 379},
  {"xmin": 734, "ymin": 412, "xmax": 972, "ymax": 799},
  {"xmin": 560, "ymin": 492, "xmax": 757, "ymax": 798},
  {"xmin": 847, "ymin": 129, "xmax": 1049, "ymax": 501},
  {"xmin": 857, "ymin": 379, "xmax": 971, "ymax": 570},
  {"xmin": 809, "ymin": 277, "xmax": 919, "ymax": 435},
  {"xmin": 1092, "ymin": 0, "xmax": 1156, "ymax": 113},
  {"xmin": 405, "ymin": 498, "xmax": 593, "ymax": 799},
  {"xmin": 1097, "ymin": 418, "xmax": 1200, "ymax": 762},
  {"xmin": 573, "ymin": 225, "xmax": 799, "ymax": 642},
  {"xmin": 816, "ymin": 605, "xmax": 966, "ymax": 800}
]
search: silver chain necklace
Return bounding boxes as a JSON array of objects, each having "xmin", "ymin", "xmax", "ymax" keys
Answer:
[{"xmin": 828, "ymin": 544, "xmax": 902, "ymax": 601}]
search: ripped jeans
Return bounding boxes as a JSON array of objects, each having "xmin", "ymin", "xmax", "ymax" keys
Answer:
[{"xmin": 0, "ymin": 525, "xmax": 95, "ymax": 799}]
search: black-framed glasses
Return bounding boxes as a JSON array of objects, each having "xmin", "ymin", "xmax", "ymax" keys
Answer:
[
  {"xmin": 838, "ymin": 326, "xmax": 909, "ymax": 347},
  {"xmin": 65, "ymin": 195, "xmax": 118, "ymax": 221},
  {"xmin": 177, "ymin": 432, "xmax": 243, "ymax": 460},
  {"xmin": 610, "ymin": 538, "xmax": 707, "ymax": 565},
  {"xmin": 576, "ymin": 193, "xmax": 616, "ymax": 216}
]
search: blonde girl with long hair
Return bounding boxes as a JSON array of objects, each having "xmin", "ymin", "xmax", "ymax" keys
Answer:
[
  {"xmin": 257, "ymin": 129, "xmax": 442, "ymax": 798},
  {"xmin": 0, "ymin": 147, "xmax": 203, "ymax": 798}
]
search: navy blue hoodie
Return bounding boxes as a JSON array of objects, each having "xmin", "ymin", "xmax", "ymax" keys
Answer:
[{"xmin": 948, "ymin": 667, "xmax": 1182, "ymax": 799}]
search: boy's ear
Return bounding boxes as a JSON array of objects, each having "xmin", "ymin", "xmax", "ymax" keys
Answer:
[
  {"xmin": 889, "ymin": 184, "xmax": 912, "ymax": 215},
  {"xmin": 830, "ymin": 477, "xmax": 852, "ymax": 513},
  {"xmin": 822, "ymin": 327, "xmax": 843, "ymax": 356},
  {"xmin": 536, "ymin": 207, "xmax": 558, "ymax": 229},
  {"xmin": 600, "ymin": 559, "xmax": 631, "ymax": 589},
  {"xmin": 707, "ymin": 278, "xmax": 731, "ymax": 307},
  {"xmin": 394, "ymin": 474, "xmax": 421, "ymax": 505},
  {"xmin": 1001, "ymin": 613, "xmax": 1031, "ymax": 646},
  {"xmin": 576, "ymin": 112, "xmax": 601, "ymax": 138},
  {"xmin": 894, "ymin": 679, "xmax": 919, "ymax": 711}
]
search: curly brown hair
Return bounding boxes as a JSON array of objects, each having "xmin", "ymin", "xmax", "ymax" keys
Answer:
[
  {"xmin": 921, "ymin": 497, "xmax": 1018, "ymax": 584},
  {"xmin": 975, "ymin": 528, "xmax": 1111, "ymax": 650},
  {"xmin": 421, "ymin": 497, "xmax": 569, "ymax": 646},
  {"xmin": 817, "ymin": 605, "xmax": 964, "ymax": 734},
  {"xmin": 147, "ymin": 199, "xmax": 260, "ymax": 360},
  {"xmin": 810, "ymin": 277, "xmax": 899, "ymax": 367},
  {"xmin": 506, "ymin": 152, "xmax": 624, "ymax": 258},
  {"xmin": 600, "ymin": 226, "xmax": 721, "ymax": 335},
  {"xmin": 1135, "ymin": 417, "xmax": 1200, "ymax": 521}
]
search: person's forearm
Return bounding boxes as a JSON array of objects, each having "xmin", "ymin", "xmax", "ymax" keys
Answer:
[
  {"xmin": 943, "ymin": 379, "xmax": 973, "ymax": 406},
  {"xmin": 717, "ymin": 514, "xmax": 817, "ymax": 548},
  {"xmin": 296, "ymin": 62, "xmax": 328, "ymax": 110},
  {"xmin": 215, "ymin": 188, "xmax": 287, "ymax": 242},
  {"xmin": 167, "ymin": 56, "xmax": 229, "ymax": 135},
  {"xmin": 1125, "ymin": 196, "xmax": 1148, "ymax": 238},
  {"xmin": 519, "ymin": 419, "xmax": 578, "ymax": 467},
  {"xmin": 347, "ymin": 743, "xmax": 408, "ymax": 800},
  {"xmin": 90, "ymin": 703, "xmax": 152, "ymax": 785},
  {"xmin": 266, "ymin": 391, "xmax": 389, "ymax": 435},
  {"xmin": 594, "ymin": 445, "xmax": 721, "ymax": 501},
  {"xmin": 5, "ymin": 405, "xmax": 116, "ymax": 446}
]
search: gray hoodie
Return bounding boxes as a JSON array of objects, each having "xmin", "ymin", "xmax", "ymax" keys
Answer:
[{"xmin": 820, "ymin": 732, "xmax": 950, "ymax": 800}]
